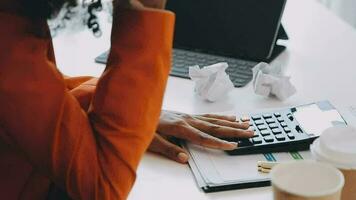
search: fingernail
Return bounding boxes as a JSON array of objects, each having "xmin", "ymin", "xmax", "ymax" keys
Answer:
[
  {"xmin": 228, "ymin": 142, "xmax": 238, "ymax": 149},
  {"xmin": 178, "ymin": 152, "xmax": 189, "ymax": 163},
  {"xmin": 242, "ymin": 122, "xmax": 250, "ymax": 128},
  {"xmin": 240, "ymin": 116, "xmax": 250, "ymax": 122}
]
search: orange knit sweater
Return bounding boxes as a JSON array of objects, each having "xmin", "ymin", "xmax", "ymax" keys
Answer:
[{"xmin": 0, "ymin": 7, "xmax": 174, "ymax": 200}]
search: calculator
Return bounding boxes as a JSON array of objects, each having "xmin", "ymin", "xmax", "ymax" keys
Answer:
[{"xmin": 226, "ymin": 101, "xmax": 347, "ymax": 155}]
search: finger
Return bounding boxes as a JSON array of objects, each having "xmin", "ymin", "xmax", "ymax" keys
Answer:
[
  {"xmin": 239, "ymin": 116, "xmax": 251, "ymax": 122},
  {"xmin": 178, "ymin": 125, "xmax": 238, "ymax": 150},
  {"xmin": 148, "ymin": 134, "xmax": 189, "ymax": 164},
  {"xmin": 195, "ymin": 116, "xmax": 250, "ymax": 130},
  {"xmin": 189, "ymin": 119, "xmax": 254, "ymax": 138},
  {"xmin": 198, "ymin": 114, "xmax": 237, "ymax": 122}
]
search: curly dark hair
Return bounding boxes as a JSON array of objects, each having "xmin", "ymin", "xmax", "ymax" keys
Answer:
[
  {"xmin": 20, "ymin": 0, "xmax": 77, "ymax": 19},
  {"xmin": 85, "ymin": 0, "xmax": 104, "ymax": 36},
  {"xmin": 22, "ymin": 0, "xmax": 103, "ymax": 36}
]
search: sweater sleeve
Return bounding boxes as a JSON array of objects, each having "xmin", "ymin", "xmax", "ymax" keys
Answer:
[
  {"xmin": 0, "ymin": 8, "xmax": 174, "ymax": 200},
  {"xmin": 65, "ymin": 77, "xmax": 98, "ymax": 111}
]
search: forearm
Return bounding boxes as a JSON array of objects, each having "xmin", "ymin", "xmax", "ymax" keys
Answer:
[
  {"xmin": 63, "ymin": 76, "xmax": 96, "ymax": 90},
  {"xmin": 89, "ymin": 8, "xmax": 175, "ymax": 196}
]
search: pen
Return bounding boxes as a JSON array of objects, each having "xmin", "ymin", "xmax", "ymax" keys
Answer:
[
  {"xmin": 258, "ymin": 166, "xmax": 271, "ymax": 173},
  {"xmin": 257, "ymin": 161, "xmax": 280, "ymax": 173},
  {"xmin": 257, "ymin": 161, "xmax": 280, "ymax": 169}
]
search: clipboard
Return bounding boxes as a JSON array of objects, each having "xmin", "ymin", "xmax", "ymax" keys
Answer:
[{"xmin": 185, "ymin": 143, "xmax": 312, "ymax": 193}]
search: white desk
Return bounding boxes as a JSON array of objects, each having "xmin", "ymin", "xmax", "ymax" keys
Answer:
[
  {"xmin": 53, "ymin": 0, "xmax": 356, "ymax": 199},
  {"xmin": 319, "ymin": 0, "xmax": 356, "ymax": 28}
]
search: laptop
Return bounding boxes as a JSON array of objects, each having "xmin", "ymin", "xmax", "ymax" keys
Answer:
[{"xmin": 95, "ymin": 0, "xmax": 288, "ymax": 87}]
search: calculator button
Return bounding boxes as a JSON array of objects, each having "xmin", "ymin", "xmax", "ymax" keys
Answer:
[
  {"xmin": 260, "ymin": 130, "xmax": 271, "ymax": 136},
  {"xmin": 265, "ymin": 118, "xmax": 275, "ymax": 124},
  {"xmin": 253, "ymin": 132, "xmax": 259, "ymax": 137},
  {"xmin": 277, "ymin": 117, "xmax": 284, "ymax": 122},
  {"xmin": 272, "ymin": 128, "xmax": 282, "ymax": 134},
  {"xmin": 249, "ymin": 121, "xmax": 254, "ymax": 126},
  {"xmin": 269, "ymin": 123, "xmax": 278, "ymax": 129},
  {"xmin": 254, "ymin": 119, "xmax": 264, "ymax": 125},
  {"xmin": 287, "ymin": 133, "xmax": 295, "ymax": 139},
  {"xmin": 252, "ymin": 137, "xmax": 263, "ymax": 144},
  {"xmin": 238, "ymin": 139, "xmax": 253, "ymax": 147},
  {"xmin": 252, "ymin": 115, "xmax": 262, "ymax": 120},
  {"xmin": 263, "ymin": 135, "xmax": 274, "ymax": 143},
  {"xmin": 274, "ymin": 112, "xmax": 281, "ymax": 117},
  {"xmin": 275, "ymin": 134, "xmax": 286, "ymax": 141},
  {"xmin": 296, "ymin": 125, "xmax": 304, "ymax": 133},
  {"xmin": 287, "ymin": 114, "xmax": 294, "ymax": 121},
  {"xmin": 280, "ymin": 122, "xmax": 288, "ymax": 127},
  {"xmin": 263, "ymin": 114, "xmax": 273, "ymax": 119},
  {"xmin": 240, "ymin": 116, "xmax": 250, "ymax": 122},
  {"xmin": 257, "ymin": 125, "xmax": 268, "ymax": 130},
  {"xmin": 249, "ymin": 126, "xmax": 256, "ymax": 131},
  {"xmin": 283, "ymin": 127, "xmax": 291, "ymax": 133}
]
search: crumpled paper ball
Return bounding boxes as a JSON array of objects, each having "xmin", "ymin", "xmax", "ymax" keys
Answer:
[
  {"xmin": 189, "ymin": 62, "xmax": 234, "ymax": 102},
  {"xmin": 252, "ymin": 62, "xmax": 296, "ymax": 100}
]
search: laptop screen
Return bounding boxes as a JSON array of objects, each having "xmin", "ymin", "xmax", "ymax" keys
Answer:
[{"xmin": 166, "ymin": 0, "xmax": 286, "ymax": 61}]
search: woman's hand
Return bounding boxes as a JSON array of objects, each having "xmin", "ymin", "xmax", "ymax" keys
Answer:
[{"xmin": 148, "ymin": 111, "xmax": 254, "ymax": 163}]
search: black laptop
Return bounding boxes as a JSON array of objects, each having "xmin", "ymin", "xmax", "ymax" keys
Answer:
[{"xmin": 95, "ymin": 0, "xmax": 288, "ymax": 87}]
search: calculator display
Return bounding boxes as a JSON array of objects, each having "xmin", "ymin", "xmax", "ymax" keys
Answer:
[{"xmin": 292, "ymin": 103, "xmax": 346, "ymax": 136}]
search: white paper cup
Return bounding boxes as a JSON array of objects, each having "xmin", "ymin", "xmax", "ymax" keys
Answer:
[
  {"xmin": 271, "ymin": 161, "xmax": 344, "ymax": 200},
  {"xmin": 311, "ymin": 126, "xmax": 356, "ymax": 200}
]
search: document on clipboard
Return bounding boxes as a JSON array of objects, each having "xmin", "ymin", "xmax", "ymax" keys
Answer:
[{"xmin": 185, "ymin": 143, "xmax": 312, "ymax": 193}]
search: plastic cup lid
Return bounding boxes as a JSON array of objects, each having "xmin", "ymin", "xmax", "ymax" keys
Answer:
[
  {"xmin": 271, "ymin": 161, "xmax": 344, "ymax": 197},
  {"xmin": 311, "ymin": 126, "xmax": 356, "ymax": 169}
]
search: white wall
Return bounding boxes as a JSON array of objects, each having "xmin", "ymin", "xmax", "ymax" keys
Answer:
[{"xmin": 318, "ymin": 0, "xmax": 356, "ymax": 28}]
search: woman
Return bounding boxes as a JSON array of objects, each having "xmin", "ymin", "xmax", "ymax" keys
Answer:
[{"xmin": 0, "ymin": 0, "xmax": 253, "ymax": 199}]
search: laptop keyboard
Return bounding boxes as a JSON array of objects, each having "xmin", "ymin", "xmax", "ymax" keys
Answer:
[
  {"xmin": 172, "ymin": 49, "xmax": 257, "ymax": 87},
  {"xmin": 95, "ymin": 49, "xmax": 257, "ymax": 87}
]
